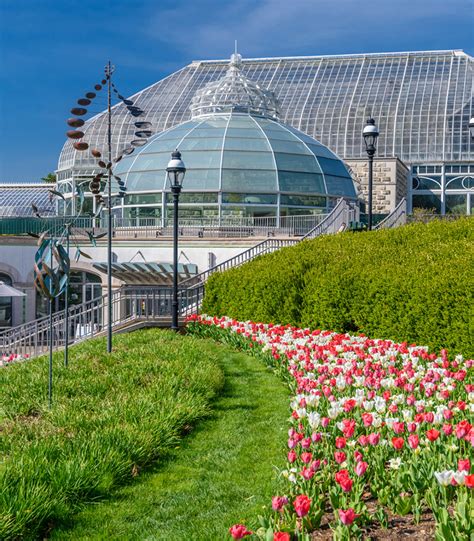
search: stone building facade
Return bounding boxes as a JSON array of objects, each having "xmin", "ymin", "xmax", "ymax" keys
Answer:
[{"xmin": 345, "ymin": 158, "xmax": 409, "ymax": 214}]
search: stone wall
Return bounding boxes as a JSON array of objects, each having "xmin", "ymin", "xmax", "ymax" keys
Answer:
[{"xmin": 345, "ymin": 157, "xmax": 409, "ymax": 214}]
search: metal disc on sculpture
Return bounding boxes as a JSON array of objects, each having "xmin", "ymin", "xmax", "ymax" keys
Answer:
[
  {"xmin": 98, "ymin": 160, "xmax": 107, "ymax": 168},
  {"xmin": 71, "ymin": 107, "xmax": 87, "ymax": 116},
  {"xmin": 131, "ymin": 139, "xmax": 147, "ymax": 147},
  {"xmin": 130, "ymin": 111, "xmax": 143, "ymax": 117},
  {"xmin": 73, "ymin": 142, "xmax": 89, "ymax": 151},
  {"xmin": 67, "ymin": 117, "xmax": 85, "ymax": 127},
  {"xmin": 91, "ymin": 149, "xmax": 102, "ymax": 158},
  {"xmin": 123, "ymin": 99, "xmax": 134, "ymax": 105},
  {"xmin": 122, "ymin": 147, "xmax": 134, "ymax": 155},
  {"xmin": 134, "ymin": 121, "xmax": 152, "ymax": 129},
  {"xmin": 135, "ymin": 130, "xmax": 152, "ymax": 138},
  {"xmin": 114, "ymin": 155, "xmax": 122, "ymax": 163},
  {"xmin": 101, "ymin": 79, "xmax": 106, "ymax": 84},
  {"xmin": 106, "ymin": 162, "xmax": 112, "ymax": 169},
  {"xmin": 85, "ymin": 92, "xmax": 96, "ymax": 99},
  {"xmin": 77, "ymin": 98, "xmax": 91, "ymax": 106},
  {"xmin": 94, "ymin": 84, "xmax": 102, "ymax": 91},
  {"xmin": 66, "ymin": 130, "xmax": 85, "ymax": 139}
]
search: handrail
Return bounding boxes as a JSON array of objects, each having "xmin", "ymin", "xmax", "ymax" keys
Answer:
[
  {"xmin": 179, "ymin": 237, "xmax": 299, "ymax": 287},
  {"xmin": 301, "ymin": 198, "xmax": 358, "ymax": 239},
  {"xmin": 374, "ymin": 198, "xmax": 407, "ymax": 229}
]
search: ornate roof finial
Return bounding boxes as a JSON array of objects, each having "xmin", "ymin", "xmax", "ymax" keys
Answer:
[{"xmin": 190, "ymin": 51, "xmax": 280, "ymax": 119}]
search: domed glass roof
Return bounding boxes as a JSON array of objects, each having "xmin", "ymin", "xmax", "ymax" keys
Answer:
[{"xmin": 114, "ymin": 112, "xmax": 356, "ymax": 199}]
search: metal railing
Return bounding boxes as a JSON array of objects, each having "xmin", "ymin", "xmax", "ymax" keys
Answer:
[
  {"xmin": 301, "ymin": 198, "xmax": 357, "ymax": 239},
  {"xmin": 375, "ymin": 198, "xmax": 407, "ymax": 229},
  {"xmin": 1, "ymin": 213, "xmax": 329, "ymax": 239},
  {"xmin": 0, "ymin": 285, "xmax": 203, "ymax": 358},
  {"xmin": 180, "ymin": 237, "xmax": 299, "ymax": 287}
]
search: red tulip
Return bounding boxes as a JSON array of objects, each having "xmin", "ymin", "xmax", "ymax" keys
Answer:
[
  {"xmin": 465, "ymin": 474, "xmax": 474, "ymax": 488},
  {"xmin": 288, "ymin": 450, "xmax": 297, "ymax": 463},
  {"xmin": 293, "ymin": 494, "xmax": 311, "ymax": 517},
  {"xmin": 426, "ymin": 429, "xmax": 440, "ymax": 442},
  {"xmin": 458, "ymin": 458, "xmax": 471, "ymax": 472},
  {"xmin": 274, "ymin": 533, "xmax": 291, "ymax": 541},
  {"xmin": 335, "ymin": 469, "xmax": 350, "ymax": 484},
  {"xmin": 392, "ymin": 437, "xmax": 404, "ymax": 450},
  {"xmin": 339, "ymin": 476, "xmax": 353, "ymax": 492},
  {"xmin": 335, "ymin": 436, "xmax": 347, "ymax": 449},
  {"xmin": 334, "ymin": 451, "xmax": 346, "ymax": 464},
  {"xmin": 456, "ymin": 420, "xmax": 471, "ymax": 439}
]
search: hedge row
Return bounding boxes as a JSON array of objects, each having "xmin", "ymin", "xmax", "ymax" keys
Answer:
[{"xmin": 203, "ymin": 218, "xmax": 474, "ymax": 357}]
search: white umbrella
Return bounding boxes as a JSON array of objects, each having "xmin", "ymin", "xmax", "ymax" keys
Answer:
[{"xmin": 0, "ymin": 281, "xmax": 26, "ymax": 297}]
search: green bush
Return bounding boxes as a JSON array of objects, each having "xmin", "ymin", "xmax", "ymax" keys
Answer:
[
  {"xmin": 203, "ymin": 218, "xmax": 474, "ymax": 357},
  {"xmin": 0, "ymin": 330, "xmax": 224, "ymax": 540}
]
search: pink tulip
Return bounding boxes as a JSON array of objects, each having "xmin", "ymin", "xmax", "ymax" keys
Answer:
[
  {"xmin": 355, "ymin": 461, "xmax": 368, "ymax": 476},
  {"xmin": 339, "ymin": 508, "xmax": 359, "ymax": 525}
]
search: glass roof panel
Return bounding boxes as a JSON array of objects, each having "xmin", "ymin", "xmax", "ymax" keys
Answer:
[
  {"xmin": 224, "ymin": 137, "xmax": 270, "ymax": 151},
  {"xmin": 324, "ymin": 175, "xmax": 357, "ymax": 197},
  {"xmin": 222, "ymin": 150, "xmax": 275, "ymax": 170},
  {"xmin": 179, "ymin": 137, "xmax": 223, "ymax": 151},
  {"xmin": 221, "ymin": 169, "xmax": 278, "ymax": 192},
  {"xmin": 274, "ymin": 152, "xmax": 319, "ymax": 173},
  {"xmin": 278, "ymin": 171, "xmax": 325, "ymax": 193},
  {"xmin": 317, "ymin": 156, "xmax": 351, "ymax": 177}
]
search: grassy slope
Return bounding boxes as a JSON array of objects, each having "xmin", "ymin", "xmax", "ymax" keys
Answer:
[
  {"xmin": 50, "ymin": 343, "xmax": 290, "ymax": 540},
  {"xmin": 1, "ymin": 330, "xmax": 225, "ymax": 540}
]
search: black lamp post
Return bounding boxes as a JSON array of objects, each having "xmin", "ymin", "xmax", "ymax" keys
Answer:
[
  {"xmin": 166, "ymin": 149, "xmax": 186, "ymax": 331},
  {"xmin": 469, "ymin": 117, "xmax": 474, "ymax": 140},
  {"xmin": 363, "ymin": 117, "xmax": 379, "ymax": 231}
]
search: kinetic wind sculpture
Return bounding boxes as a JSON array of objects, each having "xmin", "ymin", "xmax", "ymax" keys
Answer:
[
  {"xmin": 30, "ymin": 62, "xmax": 156, "ymax": 406},
  {"xmin": 64, "ymin": 61, "xmax": 155, "ymax": 353}
]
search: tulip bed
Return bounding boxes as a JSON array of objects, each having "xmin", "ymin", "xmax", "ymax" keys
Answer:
[{"xmin": 187, "ymin": 315, "xmax": 474, "ymax": 541}]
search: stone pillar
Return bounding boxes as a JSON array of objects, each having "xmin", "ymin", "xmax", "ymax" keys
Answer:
[{"xmin": 345, "ymin": 157, "xmax": 409, "ymax": 214}]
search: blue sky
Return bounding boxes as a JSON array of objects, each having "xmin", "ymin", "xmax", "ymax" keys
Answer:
[{"xmin": 0, "ymin": 0, "xmax": 472, "ymax": 181}]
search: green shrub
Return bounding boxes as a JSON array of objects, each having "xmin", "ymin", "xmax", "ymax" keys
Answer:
[
  {"xmin": 203, "ymin": 218, "xmax": 474, "ymax": 357},
  {"xmin": 0, "ymin": 330, "xmax": 225, "ymax": 540}
]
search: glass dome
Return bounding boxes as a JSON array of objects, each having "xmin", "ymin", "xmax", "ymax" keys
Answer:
[{"xmin": 113, "ymin": 112, "xmax": 356, "ymax": 222}]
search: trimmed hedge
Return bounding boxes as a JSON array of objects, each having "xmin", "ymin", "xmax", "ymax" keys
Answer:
[{"xmin": 202, "ymin": 218, "xmax": 474, "ymax": 357}]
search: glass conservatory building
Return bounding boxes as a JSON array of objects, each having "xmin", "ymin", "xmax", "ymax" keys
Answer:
[{"xmin": 57, "ymin": 49, "xmax": 474, "ymax": 216}]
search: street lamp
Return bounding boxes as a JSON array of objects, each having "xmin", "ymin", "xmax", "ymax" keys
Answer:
[
  {"xmin": 363, "ymin": 117, "xmax": 379, "ymax": 231},
  {"xmin": 469, "ymin": 117, "xmax": 474, "ymax": 139},
  {"xmin": 166, "ymin": 149, "xmax": 186, "ymax": 331}
]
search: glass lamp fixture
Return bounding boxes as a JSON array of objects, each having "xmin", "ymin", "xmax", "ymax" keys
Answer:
[
  {"xmin": 363, "ymin": 118, "xmax": 379, "ymax": 155},
  {"xmin": 166, "ymin": 149, "xmax": 186, "ymax": 190}
]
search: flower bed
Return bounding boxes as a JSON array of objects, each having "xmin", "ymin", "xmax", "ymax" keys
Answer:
[
  {"xmin": 187, "ymin": 315, "xmax": 474, "ymax": 540},
  {"xmin": 1, "ymin": 353, "xmax": 28, "ymax": 367}
]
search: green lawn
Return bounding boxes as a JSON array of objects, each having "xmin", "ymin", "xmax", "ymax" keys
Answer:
[
  {"xmin": 50, "ymin": 340, "xmax": 290, "ymax": 540},
  {"xmin": 1, "ymin": 330, "xmax": 225, "ymax": 540}
]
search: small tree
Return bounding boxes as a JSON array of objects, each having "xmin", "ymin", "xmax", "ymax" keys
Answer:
[{"xmin": 41, "ymin": 173, "xmax": 57, "ymax": 184}]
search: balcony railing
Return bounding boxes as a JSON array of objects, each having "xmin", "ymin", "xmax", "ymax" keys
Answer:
[{"xmin": 0, "ymin": 213, "xmax": 329, "ymax": 239}]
